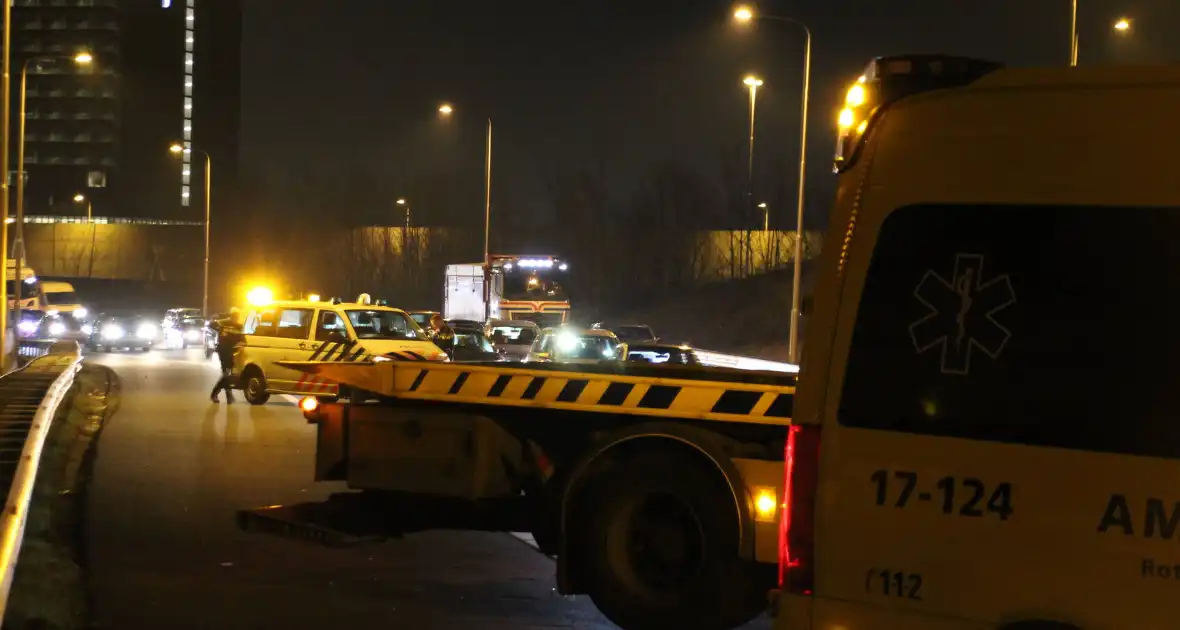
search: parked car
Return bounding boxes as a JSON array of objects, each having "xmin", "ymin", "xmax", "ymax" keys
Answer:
[
  {"xmin": 450, "ymin": 329, "xmax": 502, "ymax": 362},
  {"xmin": 162, "ymin": 309, "xmax": 205, "ymax": 349},
  {"xmin": 39, "ymin": 312, "xmax": 90, "ymax": 343},
  {"xmin": 486, "ymin": 319, "xmax": 540, "ymax": 361},
  {"xmin": 203, "ymin": 312, "xmax": 227, "ymax": 358},
  {"xmin": 620, "ymin": 342, "xmax": 701, "ymax": 366},
  {"xmin": 15, "ymin": 309, "xmax": 46, "ymax": 338},
  {"xmin": 446, "ymin": 319, "xmax": 484, "ymax": 333},
  {"xmin": 526, "ymin": 327, "xmax": 621, "ymax": 364},
  {"xmin": 408, "ymin": 310, "xmax": 438, "ymax": 330},
  {"xmin": 88, "ymin": 312, "xmax": 157, "ymax": 352},
  {"xmin": 592, "ymin": 322, "xmax": 658, "ymax": 344}
]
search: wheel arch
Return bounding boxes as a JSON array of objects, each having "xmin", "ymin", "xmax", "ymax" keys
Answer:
[
  {"xmin": 555, "ymin": 421, "xmax": 758, "ymax": 595},
  {"xmin": 238, "ymin": 361, "xmax": 265, "ymax": 388}
]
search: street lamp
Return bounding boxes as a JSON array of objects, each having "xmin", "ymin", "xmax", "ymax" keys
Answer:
[
  {"xmin": 1113, "ymin": 17, "xmax": 1131, "ymax": 32},
  {"xmin": 734, "ymin": 5, "xmax": 812, "ymax": 365},
  {"xmin": 743, "ymin": 75, "xmax": 763, "ymax": 225},
  {"xmin": 396, "ymin": 197, "xmax": 411, "ymax": 230},
  {"xmin": 757, "ymin": 202, "xmax": 768, "ymax": 232},
  {"xmin": 12, "ymin": 51, "xmax": 94, "ymax": 337},
  {"xmin": 72, "ymin": 194, "xmax": 92, "ymax": 222},
  {"xmin": 438, "ymin": 103, "xmax": 494, "ymax": 322},
  {"xmin": 169, "ymin": 142, "xmax": 212, "ymax": 318}
]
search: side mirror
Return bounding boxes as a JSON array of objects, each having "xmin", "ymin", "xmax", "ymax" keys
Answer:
[
  {"xmin": 327, "ymin": 331, "xmax": 348, "ymax": 344},
  {"xmin": 653, "ymin": 336, "xmax": 661, "ymax": 343}
]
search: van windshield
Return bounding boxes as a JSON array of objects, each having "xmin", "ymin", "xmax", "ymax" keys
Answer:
[
  {"xmin": 46, "ymin": 291, "xmax": 78, "ymax": 305},
  {"xmin": 345, "ymin": 309, "xmax": 423, "ymax": 341}
]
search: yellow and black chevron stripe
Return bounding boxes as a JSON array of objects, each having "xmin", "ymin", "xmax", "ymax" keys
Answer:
[
  {"xmin": 295, "ymin": 339, "xmax": 374, "ymax": 393},
  {"xmin": 390, "ymin": 364, "xmax": 794, "ymax": 425}
]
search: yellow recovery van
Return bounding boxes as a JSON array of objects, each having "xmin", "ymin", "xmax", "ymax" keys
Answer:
[{"xmin": 768, "ymin": 55, "xmax": 1180, "ymax": 630}]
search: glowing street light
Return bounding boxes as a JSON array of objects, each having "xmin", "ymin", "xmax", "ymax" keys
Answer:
[
  {"xmin": 72, "ymin": 194, "xmax": 92, "ymax": 222},
  {"xmin": 12, "ymin": 50, "xmax": 95, "ymax": 336},
  {"xmin": 733, "ymin": 7, "xmax": 813, "ymax": 364},
  {"xmin": 396, "ymin": 197, "xmax": 411, "ymax": 229},
  {"xmin": 1114, "ymin": 17, "xmax": 1131, "ymax": 32},
  {"xmin": 437, "ymin": 102, "xmax": 495, "ymax": 321}
]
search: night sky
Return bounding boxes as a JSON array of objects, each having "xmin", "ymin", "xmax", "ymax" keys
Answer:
[{"xmin": 236, "ymin": 0, "xmax": 1178, "ymax": 230}]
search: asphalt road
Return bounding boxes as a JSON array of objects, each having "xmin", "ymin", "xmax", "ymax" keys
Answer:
[{"xmin": 85, "ymin": 348, "xmax": 632, "ymax": 630}]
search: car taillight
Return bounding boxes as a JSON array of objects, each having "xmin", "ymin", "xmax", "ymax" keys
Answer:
[{"xmin": 779, "ymin": 424, "xmax": 821, "ymax": 595}]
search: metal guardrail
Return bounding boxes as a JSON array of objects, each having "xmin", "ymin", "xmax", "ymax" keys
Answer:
[{"xmin": 0, "ymin": 342, "xmax": 83, "ymax": 621}]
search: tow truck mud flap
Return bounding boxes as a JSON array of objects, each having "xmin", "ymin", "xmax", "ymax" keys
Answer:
[{"xmin": 235, "ymin": 493, "xmax": 391, "ymax": 547}]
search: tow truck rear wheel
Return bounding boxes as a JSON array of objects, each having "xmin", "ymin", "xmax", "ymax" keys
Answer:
[{"xmin": 575, "ymin": 451, "xmax": 768, "ymax": 630}]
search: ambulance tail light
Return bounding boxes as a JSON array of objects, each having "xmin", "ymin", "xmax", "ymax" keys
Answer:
[
  {"xmin": 779, "ymin": 424, "xmax": 821, "ymax": 595},
  {"xmin": 834, "ymin": 54, "xmax": 1003, "ymax": 173}
]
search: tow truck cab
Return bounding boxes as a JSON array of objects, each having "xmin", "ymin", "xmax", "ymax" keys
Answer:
[{"xmin": 772, "ymin": 56, "xmax": 1180, "ymax": 629}]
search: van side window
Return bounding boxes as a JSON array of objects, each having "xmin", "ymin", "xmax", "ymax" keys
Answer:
[
  {"xmin": 839, "ymin": 203, "xmax": 1180, "ymax": 459},
  {"xmin": 252, "ymin": 310, "xmax": 277, "ymax": 337},
  {"xmin": 316, "ymin": 310, "xmax": 346, "ymax": 342},
  {"xmin": 276, "ymin": 308, "xmax": 312, "ymax": 340}
]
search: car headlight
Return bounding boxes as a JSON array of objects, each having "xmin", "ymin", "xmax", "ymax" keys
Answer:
[
  {"xmin": 137, "ymin": 323, "xmax": 157, "ymax": 339},
  {"xmin": 184, "ymin": 329, "xmax": 201, "ymax": 341},
  {"xmin": 48, "ymin": 322, "xmax": 66, "ymax": 337},
  {"xmin": 74, "ymin": 307, "xmax": 87, "ymax": 318},
  {"xmin": 102, "ymin": 325, "xmax": 124, "ymax": 340},
  {"xmin": 81, "ymin": 324, "xmax": 93, "ymax": 335},
  {"xmin": 17, "ymin": 321, "xmax": 36, "ymax": 334}
]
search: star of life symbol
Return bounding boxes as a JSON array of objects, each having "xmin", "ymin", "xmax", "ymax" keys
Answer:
[{"xmin": 909, "ymin": 253, "xmax": 1016, "ymax": 375}]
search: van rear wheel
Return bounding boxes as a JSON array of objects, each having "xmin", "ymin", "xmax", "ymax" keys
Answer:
[
  {"xmin": 575, "ymin": 451, "xmax": 769, "ymax": 630},
  {"xmin": 243, "ymin": 369, "xmax": 270, "ymax": 405}
]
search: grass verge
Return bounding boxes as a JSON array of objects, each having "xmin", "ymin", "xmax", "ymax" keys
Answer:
[{"xmin": 4, "ymin": 363, "xmax": 120, "ymax": 630}]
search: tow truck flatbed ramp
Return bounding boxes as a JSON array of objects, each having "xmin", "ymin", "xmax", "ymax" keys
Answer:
[{"xmin": 276, "ymin": 360, "xmax": 796, "ymax": 425}]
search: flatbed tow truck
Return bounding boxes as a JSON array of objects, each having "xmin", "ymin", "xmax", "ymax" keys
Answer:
[{"xmin": 237, "ymin": 356, "xmax": 795, "ymax": 630}]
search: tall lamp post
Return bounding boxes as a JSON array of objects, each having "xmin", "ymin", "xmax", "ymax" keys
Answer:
[
  {"xmin": 72, "ymin": 194, "xmax": 92, "ymax": 222},
  {"xmin": 1072, "ymin": 1, "xmax": 1133, "ymax": 65},
  {"xmin": 734, "ymin": 5, "xmax": 812, "ymax": 365},
  {"xmin": 13, "ymin": 52, "xmax": 93, "ymax": 334},
  {"xmin": 170, "ymin": 143, "xmax": 211, "ymax": 318},
  {"xmin": 743, "ymin": 75, "xmax": 762, "ymax": 222},
  {"xmin": 1070, "ymin": 0, "xmax": 1079, "ymax": 66},
  {"xmin": 438, "ymin": 103, "xmax": 494, "ymax": 322},
  {"xmin": 1, "ymin": 0, "xmax": 12, "ymax": 362},
  {"xmin": 396, "ymin": 197, "xmax": 410, "ymax": 230}
]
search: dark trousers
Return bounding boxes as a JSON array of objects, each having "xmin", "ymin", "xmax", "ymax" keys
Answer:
[{"xmin": 210, "ymin": 351, "xmax": 236, "ymax": 399}]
